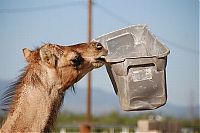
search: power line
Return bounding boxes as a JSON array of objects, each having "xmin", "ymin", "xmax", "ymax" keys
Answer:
[
  {"xmin": 0, "ymin": 1, "xmax": 85, "ymax": 13},
  {"xmin": 94, "ymin": 2, "xmax": 131, "ymax": 25},
  {"xmin": 158, "ymin": 37, "xmax": 199, "ymax": 55},
  {"xmin": 93, "ymin": 3, "xmax": 198, "ymax": 55},
  {"xmin": 0, "ymin": 1, "xmax": 198, "ymax": 55}
]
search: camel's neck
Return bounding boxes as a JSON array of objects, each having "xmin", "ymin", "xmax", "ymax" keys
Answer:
[
  {"xmin": 1, "ymin": 84, "xmax": 64, "ymax": 133},
  {"xmin": 0, "ymin": 66, "xmax": 68, "ymax": 133}
]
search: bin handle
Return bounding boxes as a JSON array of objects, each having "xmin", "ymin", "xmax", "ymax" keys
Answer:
[{"xmin": 126, "ymin": 57, "xmax": 166, "ymax": 75}]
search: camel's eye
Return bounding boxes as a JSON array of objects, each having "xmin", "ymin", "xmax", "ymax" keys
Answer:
[{"xmin": 71, "ymin": 55, "xmax": 83, "ymax": 67}]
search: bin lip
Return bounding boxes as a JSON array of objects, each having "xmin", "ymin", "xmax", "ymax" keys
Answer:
[
  {"xmin": 94, "ymin": 24, "xmax": 147, "ymax": 40},
  {"xmin": 93, "ymin": 24, "xmax": 170, "ymax": 63}
]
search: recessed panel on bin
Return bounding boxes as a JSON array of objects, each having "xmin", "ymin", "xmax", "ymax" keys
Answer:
[{"xmin": 94, "ymin": 24, "xmax": 170, "ymax": 111}]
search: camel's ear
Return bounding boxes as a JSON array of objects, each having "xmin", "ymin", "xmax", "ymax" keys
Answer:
[
  {"xmin": 39, "ymin": 48, "xmax": 56, "ymax": 67},
  {"xmin": 23, "ymin": 48, "xmax": 32, "ymax": 62}
]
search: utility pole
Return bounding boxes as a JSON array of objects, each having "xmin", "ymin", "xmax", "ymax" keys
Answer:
[
  {"xmin": 80, "ymin": 0, "xmax": 92, "ymax": 132},
  {"xmin": 87, "ymin": 0, "xmax": 92, "ymax": 123}
]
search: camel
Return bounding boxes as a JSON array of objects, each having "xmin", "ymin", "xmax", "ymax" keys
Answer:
[{"xmin": 0, "ymin": 42, "xmax": 108, "ymax": 133}]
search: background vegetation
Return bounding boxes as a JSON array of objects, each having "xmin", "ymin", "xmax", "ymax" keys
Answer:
[
  {"xmin": 56, "ymin": 111, "xmax": 199, "ymax": 129},
  {"xmin": 0, "ymin": 111, "xmax": 199, "ymax": 132}
]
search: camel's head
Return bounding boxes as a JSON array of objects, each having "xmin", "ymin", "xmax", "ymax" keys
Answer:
[{"xmin": 22, "ymin": 42, "xmax": 108, "ymax": 91}]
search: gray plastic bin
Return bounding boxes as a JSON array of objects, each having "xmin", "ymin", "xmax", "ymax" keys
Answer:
[{"xmin": 94, "ymin": 24, "xmax": 170, "ymax": 111}]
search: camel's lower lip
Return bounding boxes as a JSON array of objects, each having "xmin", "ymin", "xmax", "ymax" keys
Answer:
[{"xmin": 92, "ymin": 62, "xmax": 105, "ymax": 68}]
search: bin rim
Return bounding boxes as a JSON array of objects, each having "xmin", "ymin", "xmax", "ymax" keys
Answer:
[
  {"xmin": 93, "ymin": 24, "xmax": 170, "ymax": 63},
  {"xmin": 94, "ymin": 24, "xmax": 147, "ymax": 40}
]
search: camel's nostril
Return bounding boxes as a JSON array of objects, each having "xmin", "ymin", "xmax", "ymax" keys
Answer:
[{"xmin": 96, "ymin": 43, "xmax": 103, "ymax": 50}]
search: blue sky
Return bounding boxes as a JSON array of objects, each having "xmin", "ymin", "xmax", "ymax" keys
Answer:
[{"xmin": 0, "ymin": 0, "xmax": 199, "ymax": 107}]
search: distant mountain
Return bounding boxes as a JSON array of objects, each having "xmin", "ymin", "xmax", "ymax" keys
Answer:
[
  {"xmin": 62, "ymin": 88, "xmax": 199, "ymax": 119},
  {"xmin": 0, "ymin": 79, "xmax": 10, "ymax": 116},
  {"xmin": 0, "ymin": 80, "xmax": 199, "ymax": 119},
  {"xmin": 63, "ymin": 87, "xmax": 120, "ymax": 115}
]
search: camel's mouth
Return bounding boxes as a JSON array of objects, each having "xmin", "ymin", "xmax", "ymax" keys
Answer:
[
  {"xmin": 92, "ymin": 55, "xmax": 107, "ymax": 68},
  {"xmin": 96, "ymin": 56, "xmax": 106, "ymax": 62}
]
